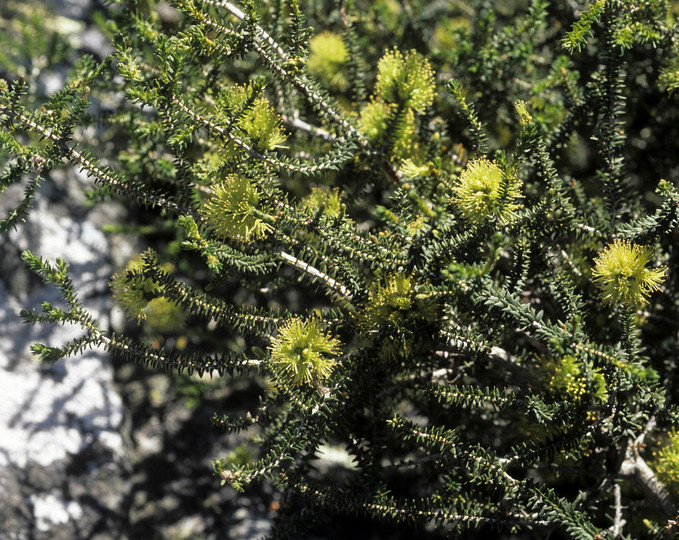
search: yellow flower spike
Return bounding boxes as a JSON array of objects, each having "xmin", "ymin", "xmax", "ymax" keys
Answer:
[
  {"xmin": 360, "ymin": 273, "xmax": 414, "ymax": 328},
  {"xmin": 375, "ymin": 49, "xmax": 404, "ymax": 103},
  {"xmin": 201, "ymin": 175, "xmax": 273, "ymax": 242},
  {"xmin": 110, "ymin": 255, "xmax": 185, "ymax": 331},
  {"xmin": 307, "ymin": 31, "xmax": 349, "ymax": 92},
  {"xmin": 401, "ymin": 51, "xmax": 435, "ymax": 112},
  {"xmin": 515, "ymin": 100, "xmax": 533, "ymax": 126},
  {"xmin": 592, "ymin": 239, "xmax": 667, "ymax": 309},
  {"xmin": 358, "ymin": 274, "xmax": 438, "ymax": 363},
  {"xmin": 238, "ymin": 96, "xmax": 288, "ymax": 151},
  {"xmin": 359, "ymin": 275, "xmax": 408, "ymax": 361},
  {"xmin": 357, "ymin": 100, "xmax": 393, "ymax": 143},
  {"xmin": 392, "ymin": 108, "xmax": 424, "ymax": 163},
  {"xmin": 219, "ymin": 84, "xmax": 287, "ymax": 151},
  {"xmin": 451, "ymin": 158, "xmax": 522, "ymax": 225},
  {"xmin": 542, "ymin": 354, "xmax": 607, "ymax": 404},
  {"xmin": 375, "ymin": 49, "xmax": 435, "ymax": 112},
  {"xmin": 143, "ymin": 297, "xmax": 186, "ymax": 333},
  {"xmin": 299, "ymin": 186, "xmax": 344, "ymax": 219},
  {"xmin": 269, "ymin": 318, "xmax": 341, "ymax": 386},
  {"xmin": 651, "ymin": 430, "xmax": 679, "ymax": 499},
  {"xmin": 400, "ymin": 159, "xmax": 432, "ymax": 180}
]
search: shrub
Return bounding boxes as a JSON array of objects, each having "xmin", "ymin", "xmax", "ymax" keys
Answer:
[{"xmin": 2, "ymin": 0, "xmax": 679, "ymax": 538}]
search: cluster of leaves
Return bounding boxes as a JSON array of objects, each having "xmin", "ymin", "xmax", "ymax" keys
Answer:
[{"xmin": 2, "ymin": 0, "xmax": 679, "ymax": 538}]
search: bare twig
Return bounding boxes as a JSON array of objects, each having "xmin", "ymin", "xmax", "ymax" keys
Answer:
[
  {"xmin": 612, "ymin": 483, "xmax": 624, "ymax": 537},
  {"xmin": 619, "ymin": 418, "xmax": 678, "ymax": 519}
]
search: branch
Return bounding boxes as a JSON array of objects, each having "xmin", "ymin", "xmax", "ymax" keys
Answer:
[
  {"xmin": 612, "ymin": 483, "xmax": 624, "ymax": 537},
  {"xmin": 278, "ymin": 250, "xmax": 354, "ymax": 301},
  {"xmin": 619, "ymin": 452, "xmax": 678, "ymax": 519},
  {"xmin": 0, "ymin": 103, "xmax": 186, "ymax": 214},
  {"xmin": 619, "ymin": 419, "xmax": 679, "ymax": 519},
  {"xmin": 281, "ymin": 113, "xmax": 336, "ymax": 143}
]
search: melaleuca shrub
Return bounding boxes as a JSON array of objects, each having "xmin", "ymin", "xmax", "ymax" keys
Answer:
[{"xmin": 2, "ymin": 1, "xmax": 679, "ymax": 539}]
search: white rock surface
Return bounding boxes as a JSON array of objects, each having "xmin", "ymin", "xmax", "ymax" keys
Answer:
[
  {"xmin": 0, "ymin": 0, "xmax": 140, "ymax": 536},
  {"xmin": 0, "ymin": 297, "xmax": 124, "ymax": 469},
  {"xmin": 32, "ymin": 493, "xmax": 84, "ymax": 532},
  {"xmin": 0, "ymin": 175, "xmax": 130, "ymax": 538}
]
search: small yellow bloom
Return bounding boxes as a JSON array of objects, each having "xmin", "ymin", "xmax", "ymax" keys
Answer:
[
  {"xmin": 110, "ymin": 255, "xmax": 185, "ymax": 331},
  {"xmin": 515, "ymin": 100, "xmax": 533, "ymax": 126},
  {"xmin": 270, "ymin": 318, "xmax": 341, "ymax": 386},
  {"xmin": 357, "ymin": 100, "xmax": 393, "ymax": 142},
  {"xmin": 375, "ymin": 49, "xmax": 435, "ymax": 112},
  {"xmin": 307, "ymin": 32, "xmax": 349, "ymax": 91},
  {"xmin": 219, "ymin": 85, "xmax": 287, "ymax": 151},
  {"xmin": 358, "ymin": 273, "xmax": 437, "ymax": 361},
  {"xmin": 651, "ymin": 430, "xmax": 679, "ymax": 498},
  {"xmin": 451, "ymin": 158, "xmax": 521, "ymax": 225},
  {"xmin": 592, "ymin": 239, "xmax": 666, "ymax": 308},
  {"xmin": 201, "ymin": 175, "xmax": 273, "ymax": 242},
  {"xmin": 299, "ymin": 187, "xmax": 343, "ymax": 219}
]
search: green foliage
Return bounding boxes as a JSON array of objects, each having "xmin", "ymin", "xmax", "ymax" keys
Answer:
[
  {"xmin": 0, "ymin": 1, "xmax": 74, "ymax": 76},
  {"xmin": 110, "ymin": 255, "xmax": 186, "ymax": 332},
  {"xmin": 562, "ymin": 0, "xmax": 607, "ymax": 53},
  {"xmin": 3, "ymin": 0, "xmax": 679, "ymax": 538}
]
